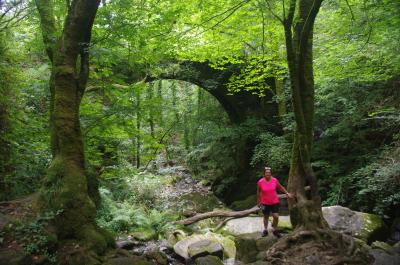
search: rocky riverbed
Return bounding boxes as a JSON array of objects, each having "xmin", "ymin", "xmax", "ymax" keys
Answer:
[{"xmin": 111, "ymin": 166, "xmax": 400, "ymax": 265}]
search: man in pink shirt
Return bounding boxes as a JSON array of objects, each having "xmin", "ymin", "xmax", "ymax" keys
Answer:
[{"xmin": 257, "ymin": 167, "xmax": 293, "ymax": 237}]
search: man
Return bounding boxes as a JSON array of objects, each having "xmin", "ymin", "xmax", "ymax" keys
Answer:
[{"xmin": 257, "ymin": 167, "xmax": 293, "ymax": 237}]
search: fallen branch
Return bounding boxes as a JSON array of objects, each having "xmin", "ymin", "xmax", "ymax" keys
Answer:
[
  {"xmin": 176, "ymin": 186, "xmax": 310, "ymax": 226},
  {"xmin": 175, "ymin": 206, "xmax": 260, "ymax": 226}
]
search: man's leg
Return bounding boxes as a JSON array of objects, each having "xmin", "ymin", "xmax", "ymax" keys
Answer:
[
  {"xmin": 263, "ymin": 214, "xmax": 270, "ymax": 231},
  {"xmin": 271, "ymin": 213, "xmax": 279, "ymax": 229},
  {"xmin": 262, "ymin": 214, "xmax": 269, "ymax": 236},
  {"xmin": 271, "ymin": 212, "xmax": 281, "ymax": 237}
]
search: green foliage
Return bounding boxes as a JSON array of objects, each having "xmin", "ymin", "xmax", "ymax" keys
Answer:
[
  {"xmin": 314, "ymin": 77, "xmax": 400, "ymax": 217},
  {"xmin": 96, "ymin": 169, "xmax": 182, "ymax": 239},
  {"xmin": 350, "ymin": 145, "xmax": 400, "ymax": 216},
  {"xmin": 0, "ymin": 28, "xmax": 50, "ymax": 200},
  {"xmin": 251, "ymin": 132, "xmax": 291, "ymax": 173},
  {"xmin": 227, "ymin": 57, "xmax": 286, "ymax": 97},
  {"xmin": 13, "ymin": 210, "xmax": 62, "ymax": 263}
]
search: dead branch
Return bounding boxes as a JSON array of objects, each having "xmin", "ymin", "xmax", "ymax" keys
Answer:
[{"xmin": 176, "ymin": 186, "xmax": 310, "ymax": 226}]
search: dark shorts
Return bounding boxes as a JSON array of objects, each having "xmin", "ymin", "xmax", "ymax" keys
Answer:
[{"xmin": 261, "ymin": 203, "xmax": 280, "ymax": 215}]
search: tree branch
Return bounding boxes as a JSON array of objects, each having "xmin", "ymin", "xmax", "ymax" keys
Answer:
[{"xmin": 34, "ymin": 0, "xmax": 57, "ymax": 62}]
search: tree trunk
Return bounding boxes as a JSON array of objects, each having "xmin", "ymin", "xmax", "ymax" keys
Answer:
[
  {"xmin": 35, "ymin": 0, "xmax": 113, "ymax": 255},
  {"xmin": 284, "ymin": 0, "xmax": 327, "ymax": 230},
  {"xmin": 136, "ymin": 89, "xmax": 141, "ymax": 169},
  {"xmin": 147, "ymin": 84, "xmax": 155, "ymax": 139},
  {"xmin": 0, "ymin": 33, "xmax": 14, "ymax": 200},
  {"xmin": 183, "ymin": 82, "xmax": 192, "ymax": 150},
  {"xmin": 0, "ymin": 83, "xmax": 11, "ymax": 201},
  {"xmin": 275, "ymin": 78, "xmax": 287, "ymax": 118},
  {"xmin": 157, "ymin": 80, "xmax": 164, "ymax": 127}
]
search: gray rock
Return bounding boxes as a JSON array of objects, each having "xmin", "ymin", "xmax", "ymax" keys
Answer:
[
  {"xmin": 188, "ymin": 239, "xmax": 223, "ymax": 259},
  {"xmin": 393, "ymin": 241, "xmax": 400, "ymax": 254},
  {"xmin": 224, "ymin": 206, "xmax": 388, "ymax": 244},
  {"xmin": 115, "ymin": 240, "xmax": 137, "ymax": 250},
  {"xmin": 195, "ymin": 255, "xmax": 224, "ymax": 265},
  {"xmin": 223, "ymin": 258, "xmax": 237, "ymax": 265},
  {"xmin": 223, "ymin": 216, "xmax": 292, "ymax": 236},
  {"xmin": 255, "ymin": 236, "xmax": 278, "ymax": 251},
  {"xmin": 173, "ymin": 232, "xmax": 235, "ymax": 260},
  {"xmin": 371, "ymin": 241, "xmax": 398, "ymax": 256},
  {"xmin": 322, "ymin": 206, "xmax": 389, "ymax": 243},
  {"xmin": 255, "ymin": 251, "xmax": 267, "ymax": 261},
  {"xmin": 144, "ymin": 251, "xmax": 168, "ymax": 265},
  {"xmin": 234, "ymin": 233, "xmax": 259, "ymax": 263},
  {"xmin": 370, "ymin": 249, "xmax": 400, "ymax": 265},
  {"xmin": 174, "ymin": 234, "xmax": 208, "ymax": 259}
]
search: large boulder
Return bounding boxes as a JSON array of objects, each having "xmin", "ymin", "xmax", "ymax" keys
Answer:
[
  {"xmin": 188, "ymin": 239, "xmax": 223, "ymax": 260},
  {"xmin": 194, "ymin": 255, "xmax": 224, "ymax": 265},
  {"xmin": 223, "ymin": 216, "xmax": 292, "ymax": 236},
  {"xmin": 173, "ymin": 232, "xmax": 234, "ymax": 260},
  {"xmin": 371, "ymin": 241, "xmax": 398, "ymax": 256},
  {"xmin": 370, "ymin": 249, "xmax": 400, "ymax": 265},
  {"xmin": 234, "ymin": 232, "xmax": 277, "ymax": 263},
  {"xmin": 322, "ymin": 206, "xmax": 389, "ymax": 243},
  {"xmin": 234, "ymin": 233, "xmax": 259, "ymax": 263}
]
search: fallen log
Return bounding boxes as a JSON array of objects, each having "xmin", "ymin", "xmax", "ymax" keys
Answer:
[
  {"xmin": 176, "ymin": 186, "xmax": 310, "ymax": 226},
  {"xmin": 176, "ymin": 206, "xmax": 260, "ymax": 226}
]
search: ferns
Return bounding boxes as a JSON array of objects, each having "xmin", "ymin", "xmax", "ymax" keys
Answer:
[{"xmin": 96, "ymin": 171, "xmax": 182, "ymax": 239}]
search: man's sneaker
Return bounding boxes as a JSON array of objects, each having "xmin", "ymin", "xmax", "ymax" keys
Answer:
[
  {"xmin": 272, "ymin": 229, "xmax": 281, "ymax": 238},
  {"xmin": 262, "ymin": 230, "xmax": 268, "ymax": 237}
]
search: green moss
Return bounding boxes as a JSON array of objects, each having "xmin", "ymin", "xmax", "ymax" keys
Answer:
[
  {"xmin": 54, "ymin": 65, "xmax": 75, "ymax": 76},
  {"xmin": 355, "ymin": 213, "xmax": 389, "ymax": 243},
  {"xmin": 35, "ymin": 155, "xmax": 114, "ymax": 255},
  {"xmin": 79, "ymin": 225, "xmax": 108, "ymax": 254},
  {"xmin": 203, "ymin": 232, "xmax": 236, "ymax": 259},
  {"xmin": 371, "ymin": 241, "xmax": 397, "ymax": 255},
  {"xmin": 277, "ymin": 219, "xmax": 293, "ymax": 232}
]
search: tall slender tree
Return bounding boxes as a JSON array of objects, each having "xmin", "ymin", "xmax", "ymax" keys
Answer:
[
  {"xmin": 34, "ymin": 0, "xmax": 113, "ymax": 259},
  {"xmin": 281, "ymin": 0, "xmax": 327, "ymax": 229}
]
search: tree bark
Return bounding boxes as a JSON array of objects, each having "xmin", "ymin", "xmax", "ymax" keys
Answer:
[
  {"xmin": 35, "ymin": 0, "xmax": 113, "ymax": 255},
  {"xmin": 283, "ymin": 0, "xmax": 328, "ymax": 230},
  {"xmin": 0, "ymin": 80, "xmax": 11, "ymax": 201},
  {"xmin": 136, "ymin": 89, "xmax": 141, "ymax": 168}
]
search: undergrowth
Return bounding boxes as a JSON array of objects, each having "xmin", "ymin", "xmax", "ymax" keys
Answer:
[{"xmin": 96, "ymin": 163, "xmax": 183, "ymax": 240}]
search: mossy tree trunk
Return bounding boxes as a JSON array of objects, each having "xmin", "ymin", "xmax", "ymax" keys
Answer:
[
  {"xmin": 282, "ymin": 0, "xmax": 328, "ymax": 230},
  {"xmin": 35, "ymin": 0, "xmax": 113, "ymax": 255},
  {"xmin": 0, "ymin": 79, "xmax": 11, "ymax": 201}
]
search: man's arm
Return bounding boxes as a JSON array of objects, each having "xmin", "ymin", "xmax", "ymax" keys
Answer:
[
  {"xmin": 277, "ymin": 182, "xmax": 294, "ymax": 199},
  {"xmin": 257, "ymin": 184, "xmax": 261, "ymax": 206}
]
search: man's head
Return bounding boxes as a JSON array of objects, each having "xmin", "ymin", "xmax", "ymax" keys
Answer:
[{"xmin": 264, "ymin": 167, "xmax": 272, "ymax": 179}]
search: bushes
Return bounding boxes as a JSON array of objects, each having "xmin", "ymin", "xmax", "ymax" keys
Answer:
[
  {"xmin": 96, "ymin": 167, "xmax": 182, "ymax": 239},
  {"xmin": 350, "ymin": 145, "xmax": 400, "ymax": 216},
  {"xmin": 314, "ymin": 78, "xmax": 400, "ymax": 218},
  {"xmin": 250, "ymin": 132, "xmax": 291, "ymax": 173}
]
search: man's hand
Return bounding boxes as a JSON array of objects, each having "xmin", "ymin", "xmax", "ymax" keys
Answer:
[{"xmin": 286, "ymin": 193, "xmax": 294, "ymax": 199}]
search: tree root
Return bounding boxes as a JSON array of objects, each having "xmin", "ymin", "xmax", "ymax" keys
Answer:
[{"xmin": 265, "ymin": 228, "xmax": 373, "ymax": 265}]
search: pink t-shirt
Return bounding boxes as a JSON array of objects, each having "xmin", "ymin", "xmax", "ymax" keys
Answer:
[{"xmin": 258, "ymin": 177, "xmax": 280, "ymax": 205}]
